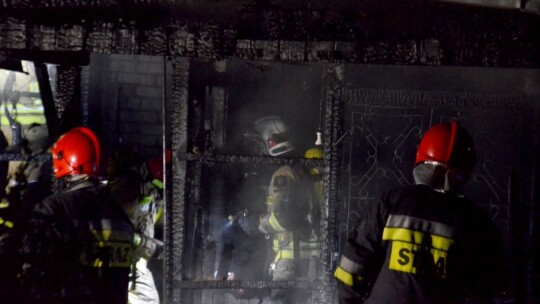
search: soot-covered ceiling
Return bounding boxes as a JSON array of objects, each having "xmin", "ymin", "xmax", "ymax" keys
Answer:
[{"xmin": 0, "ymin": 0, "xmax": 540, "ymax": 67}]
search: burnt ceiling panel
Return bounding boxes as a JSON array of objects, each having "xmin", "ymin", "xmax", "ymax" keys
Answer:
[{"xmin": 0, "ymin": 0, "xmax": 539, "ymax": 67}]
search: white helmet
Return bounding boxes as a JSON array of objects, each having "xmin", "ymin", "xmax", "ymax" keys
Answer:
[{"xmin": 254, "ymin": 116, "xmax": 294, "ymax": 156}]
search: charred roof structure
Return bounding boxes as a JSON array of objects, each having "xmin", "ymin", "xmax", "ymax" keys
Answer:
[
  {"xmin": 1, "ymin": 1, "xmax": 540, "ymax": 304},
  {"xmin": 0, "ymin": 1, "xmax": 539, "ymax": 66}
]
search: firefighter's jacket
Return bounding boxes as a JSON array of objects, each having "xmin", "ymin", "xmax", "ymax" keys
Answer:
[
  {"xmin": 107, "ymin": 167, "xmax": 163, "ymax": 304},
  {"xmin": 107, "ymin": 167, "xmax": 163, "ymax": 256},
  {"xmin": 259, "ymin": 165, "xmax": 319, "ymax": 263},
  {"xmin": 0, "ymin": 158, "xmax": 53, "ymax": 235},
  {"xmin": 19, "ymin": 178, "xmax": 135, "ymax": 304},
  {"xmin": 334, "ymin": 184, "xmax": 508, "ymax": 304}
]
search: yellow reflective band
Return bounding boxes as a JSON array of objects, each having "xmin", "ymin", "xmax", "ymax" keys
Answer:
[
  {"xmin": 155, "ymin": 207, "xmax": 163, "ymax": 224},
  {"xmin": 0, "ymin": 201, "xmax": 9, "ymax": 208},
  {"xmin": 334, "ymin": 266, "xmax": 363, "ymax": 287},
  {"xmin": 309, "ymin": 168, "xmax": 320, "ymax": 175},
  {"xmin": 0, "ymin": 218, "xmax": 4, "ymax": 225},
  {"xmin": 139, "ymin": 195, "xmax": 153, "ymax": 206},
  {"xmin": 385, "ymin": 215, "xmax": 454, "ymax": 238},
  {"xmin": 269, "ymin": 212, "xmax": 287, "ymax": 232},
  {"xmin": 273, "ymin": 238, "xmax": 279, "ymax": 251},
  {"xmin": 4, "ymin": 221, "xmax": 14, "ymax": 228},
  {"xmin": 152, "ymin": 179, "xmax": 163, "ymax": 190},
  {"xmin": 338, "ymin": 255, "xmax": 362, "ymax": 273},
  {"xmin": 80, "ymin": 242, "xmax": 133, "ymax": 268},
  {"xmin": 86, "ymin": 220, "xmax": 134, "ymax": 241},
  {"xmin": 387, "ymin": 240, "xmax": 449, "ymax": 278},
  {"xmin": 276, "ymin": 249, "xmax": 294, "ymax": 260},
  {"xmin": 274, "ymin": 248, "xmax": 317, "ymax": 260},
  {"xmin": 89, "ymin": 229, "xmax": 133, "ymax": 244},
  {"xmin": 90, "ymin": 229, "xmax": 112, "ymax": 241},
  {"xmin": 388, "ymin": 241, "xmax": 417, "ymax": 274},
  {"xmin": 273, "ymin": 237, "xmax": 292, "ymax": 252},
  {"xmin": 382, "ymin": 227, "xmax": 454, "ymax": 251},
  {"xmin": 93, "ymin": 260, "xmax": 103, "ymax": 267}
]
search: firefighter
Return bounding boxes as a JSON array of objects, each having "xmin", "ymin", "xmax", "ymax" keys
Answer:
[
  {"xmin": 107, "ymin": 146, "xmax": 165, "ymax": 304},
  {"xmin": 218, "ymin": 205, "xmax": 269, "ymax": 301},
  {"xmin": 0, "ymin": 124, "xmax": 52, "ymax": 303},
  {"xmin": 212, "ymin": 151, "xmax": 271, "ymax": 301},
  {"xmin": 255, "ymin": 116, "xmax": 320, "ymax": 303},
  {"xmin": 18, "ymin": 126, "xmax": 135, "ymax": 304},
  {"xmin": 2, "ymin": 123, "xmax": 52, "ymax": 232},
  {"xmin": 334, "ymin": 120, "xmax": 511, "ymax": 303}
]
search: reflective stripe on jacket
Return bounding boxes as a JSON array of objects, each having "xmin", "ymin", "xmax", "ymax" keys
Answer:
[
  {"xmin": 20, "ymin": 180, "xmax": 134, "ymax": 304},
  {"xmin": 335, "ymin": 184, "xmax": 508, "ymax": 304}
]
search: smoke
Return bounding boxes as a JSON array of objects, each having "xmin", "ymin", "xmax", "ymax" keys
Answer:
[{"xmin": 223, "ymin": 59, "xmax": 324, "ymax": 157}]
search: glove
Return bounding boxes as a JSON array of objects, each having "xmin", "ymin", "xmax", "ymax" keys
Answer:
[{"xmin": 133, "ymin": 233, "xmax": 164, "ymax": 260}]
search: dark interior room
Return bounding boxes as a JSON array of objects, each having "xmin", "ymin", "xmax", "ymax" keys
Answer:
[{"xmin": 0, "ymin": 1, "xmax": 539, "ymax": 303}]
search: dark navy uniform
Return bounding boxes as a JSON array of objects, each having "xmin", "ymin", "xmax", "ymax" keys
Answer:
[
  {"xmin": 19, "ymin": 178, "xmax": 134, "ymax": 304},
  {"xmin": 335, "ymin": 184, "xmax": 508, "ymax": 304}
]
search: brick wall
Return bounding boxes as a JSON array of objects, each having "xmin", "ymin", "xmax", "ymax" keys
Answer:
[{"xmin": 88, "ymin": 54, "xmax": 172, "ymax": 161}]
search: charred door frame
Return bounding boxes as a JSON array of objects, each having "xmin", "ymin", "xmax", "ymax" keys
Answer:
[{"xmin": 163, "ymin": 60, "xmax": 343, "ymax": 303}]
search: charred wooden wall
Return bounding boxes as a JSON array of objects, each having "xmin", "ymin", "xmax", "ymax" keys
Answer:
[{"xmin": 1, "ymin": 1, "xmax": 540, "ymax": 67}]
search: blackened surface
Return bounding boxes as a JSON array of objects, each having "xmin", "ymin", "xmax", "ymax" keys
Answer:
[
  {"xmin": 318, "ymin": 63, "xmax": 344, "ymax": 303},
  {"xmin": 34, "ymin": 62, "xmax": 59, "ymax": 139},
  {"xmin": 338, "ymin": 64, "xmax": 539, "ymax": 303},
  {"xmin": 176, "ymin": 59, "xmax": 328, "ymax": 303},
  {"xmin": 167, "ymin": 57, "xmax": 189, "ymax": 303},
  {"xmin": 55, "ymin": 65, "xmax": 82, "ymax": 137},
  {"xmin": 0, "ymin": 1, "xmax": 539, "ymax": 67}
]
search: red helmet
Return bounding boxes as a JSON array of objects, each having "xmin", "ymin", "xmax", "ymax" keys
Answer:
[
  {"xmin": 51, "ymin": 127, "xmax": 101, "ymax": 178},
  {"xmin": 146, "ymin": 149, "xmax": 172, "ymax": 182},
  {"xmin": 415, "ymin": 120, "xmax": 477, "ymax": 170}
]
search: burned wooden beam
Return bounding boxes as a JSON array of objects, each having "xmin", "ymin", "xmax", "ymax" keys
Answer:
[
  {"xmin": 0, "ymin": 49, "xmax": 90, "ymax": 66},
  {"xmin": 34, "ymin": 62, "xmax": 59, "ymax": 143},
  {"xmin": 0, "ymin": 1, "xmax": 538, "ymax": 67}
]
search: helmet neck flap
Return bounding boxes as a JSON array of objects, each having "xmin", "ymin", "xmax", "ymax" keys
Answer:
[{"xmin": 414, "ymin": 120, "xmax": 477, "ymax": 194}]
